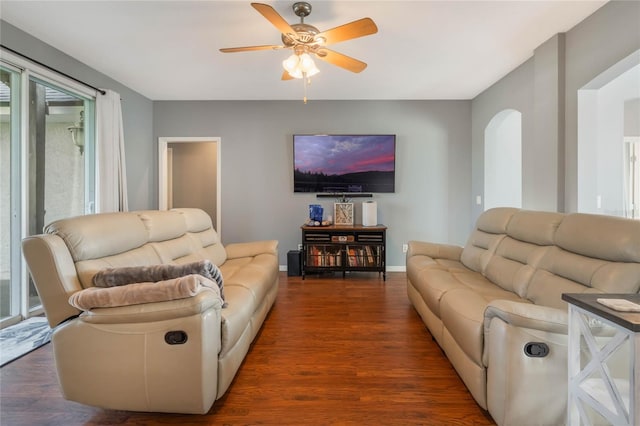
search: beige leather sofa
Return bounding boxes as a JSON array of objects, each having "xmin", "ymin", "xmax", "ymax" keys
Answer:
[
  {"xmin": 406, "ymin": 208, "xmax": 640, "ymax": 425},
  {"xmin": 22, "ymin": 208, "xmax": 279, "ymax": 414}
]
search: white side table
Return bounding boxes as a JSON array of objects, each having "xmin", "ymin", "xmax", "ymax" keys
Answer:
[{"xmin": 563, "ymin": 293, "xmax": 640, "ymax": 426}]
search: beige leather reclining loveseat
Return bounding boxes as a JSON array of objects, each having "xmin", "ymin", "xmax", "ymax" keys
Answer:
[
  {"xmin": 406, "ymin": 208, "xmax": 640, "ymax": 425},
  {"xmin": 22, "ymin": 208, "xmax": 279, "ymax": 414}
]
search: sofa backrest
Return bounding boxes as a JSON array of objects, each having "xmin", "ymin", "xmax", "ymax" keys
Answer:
[
  {"xmin": 23, "ymin": 208, "xmax": 225, "ymax": 327},
  {"xmin": 483, "ymin": 210, "xmax": 564, "ymax": 298},
  {"xmin": 50, "ymin": 211, "xmax": 168, "ymax": 289},
  {"xmin": 526, "ymin": 213, "xmax": 640, "ymax": 309},
  {"xmin": 462, "ymin": 208, "xmax": 640, "ymax": 310},
  {"xmin": 460, "ymin": 207, "xmax": 518, "ymax": 273},
  {"xmin": 151, "ymin": 208, "xmax": 228, "ymax": 267}
]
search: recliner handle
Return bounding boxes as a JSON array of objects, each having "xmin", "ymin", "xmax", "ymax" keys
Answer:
[
  {"xmin": 524, "ymin": 342, "xmax": 549, "ymax": 357},
  {"xmin": 165, "ymin": 330, "xmax": 188, "ymax": 345}
]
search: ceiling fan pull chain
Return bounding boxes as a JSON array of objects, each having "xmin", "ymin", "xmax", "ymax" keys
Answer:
[{"xmin": 303, "ymin": 72, "xmax": 309, "ymax": 104}]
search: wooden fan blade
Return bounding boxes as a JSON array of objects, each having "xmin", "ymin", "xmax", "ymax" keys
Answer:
[
  {"xmin": 251, "ymin": 3, "xmax": 296, "ymax": 38},
  {"xmin": 316, "ymin": 49, "xmax": 367, "ymax": 73},
  {"xmin": 219, "ymin": 45, "xmax": 283, "ymax": 53},
  {"xmin": 316, "ymin": 18, "xmax": 378, "ymax": 45},
  {"xmin": 281, "ymin": 71, "xmax": 295, "ymax": 81}
]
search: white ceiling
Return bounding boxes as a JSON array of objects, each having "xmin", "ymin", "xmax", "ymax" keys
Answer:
[{"xmin": 0, "ymin": 0, "xmax": 607, "ymax": 101}]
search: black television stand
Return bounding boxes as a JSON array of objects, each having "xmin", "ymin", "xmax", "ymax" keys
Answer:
[{"xmin": 301, "ymin": 224, "xmax": 386, "ymax": 280}]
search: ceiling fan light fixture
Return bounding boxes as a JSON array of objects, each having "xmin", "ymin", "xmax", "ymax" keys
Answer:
[
  {"xmin": 288, "ymin": 69, "xmax": 304, "ymax": 79},
  {"xmin": 283, "ymin": 52, "xmax": 319, "ymax": 79},
  {"xmin": 283, "ymin": 53, "xmax": 300, "ymax": 74},
  {"xmin": 299, "ymin": 53, "xmax": 319, "ymax": 76},
  {"xmin": 306, "ymin": 64, "xmax": 320, "ymax": 78}
]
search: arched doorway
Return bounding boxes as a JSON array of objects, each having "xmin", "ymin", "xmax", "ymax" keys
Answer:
[{"xmin": 484, "ymin": 109, "xmax": 522, "ymax": 210}]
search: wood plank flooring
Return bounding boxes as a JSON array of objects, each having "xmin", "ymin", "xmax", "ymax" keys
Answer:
[{"xmin": 1, "ymin": 272, "xmax": 495, "ymax": 425}]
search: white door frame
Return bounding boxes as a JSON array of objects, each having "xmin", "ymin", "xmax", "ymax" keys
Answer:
[{"xmin": 158, "ymin": 137, "xmax": 221, "ymax": 234}]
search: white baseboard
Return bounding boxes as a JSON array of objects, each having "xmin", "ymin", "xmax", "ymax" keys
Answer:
[{"xmin": 386, "ymin": 266, "xmax": 406, "ymax": 272}]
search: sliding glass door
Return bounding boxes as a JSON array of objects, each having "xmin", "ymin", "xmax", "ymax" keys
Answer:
[
  {"xmin": 0, "ymin": 64, "xmax": 21, "ymax": 325},
  {"xmin": 0, "ymin": 60, "xmax": 96, "ymax": 327}
]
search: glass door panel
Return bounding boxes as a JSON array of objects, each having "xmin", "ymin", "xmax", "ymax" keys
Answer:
[
  {"xmin": 625, "ymin": 139, "xmax": 640, "ymax": 219},
  {"xmin": 0, "ymin": 65, "xmax": 21, "ymax": 322},
  {"xmin": 1, "ymin": 57, "xmax": 96, "ymax": 327},
  {"xmin": 27, "ymin": 79, "xmax": 90, "ymax": 309}
]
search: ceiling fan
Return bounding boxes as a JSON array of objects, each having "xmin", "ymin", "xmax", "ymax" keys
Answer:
[{"xmin": 219, "ymin": 2, "xmax": 378, "ymax": 81}]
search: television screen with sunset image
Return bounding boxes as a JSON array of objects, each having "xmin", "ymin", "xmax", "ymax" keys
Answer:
[{"xmin": 293, "ymin": 134, "xmax": 396, "ymax": 193}]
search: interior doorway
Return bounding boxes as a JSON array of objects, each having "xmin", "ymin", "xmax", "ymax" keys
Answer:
[
  {"xmin": 484, "ymin": 109, "xmax": 522, "ymax": 210},
  {"xmin": 158, "ymin": 137, "xmax": 221, "ymax": 234},
  {"xmin": 577, "ymin": 50, "xmax": 640, "ymax": 217}
]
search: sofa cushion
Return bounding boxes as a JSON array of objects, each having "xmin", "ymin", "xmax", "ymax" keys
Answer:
[
  {"xmin": 460, "ymin": 208, "xmax": 517, "ymax": 274},
  {"xmin": 453, "ymin": 270, "xmax": 523, "ymax": 299},
  {"xmin": 406, "ymin": 242, "xmax": 468, "ymax": 277},
  {"xmin": 440, "ymin": 287, "xmax": 527, "ymax": 366},
  {"xmin": 216, "ymin": 249, "xmax": 278, "ymax": 358},
  {"xmin": 219, "ymin": 285, "xmax": 256, "ymax": 357},
  {"xmin": 528, "ymin": 246, "xmax": 640, "ymax": 309},
  {"xmin": 412, "ymin": 265, "xmax": 521, "ymax": 323},
  {"xmin": 174, "ymin": 208, "xmax": 213, "ymax": 233},
  {"xmin": 526, "ymin": 269, "xmax": 593, "ymax": 310},
  {"xmin": 75, "ymin": 245, "xmax": 163, "ymax": 288},
  {"xmin": 411, "ymin": 268, "xmax": 468, "ymax": 318},
  {"xmin": 137, "ymin": 210, "xmax": 187, "ymax": 242},
  {"xmin": 460, "ymin": 231, "xmax": 505, "ymax": 273},
  {"xmin": 506, "ymin": 210, "xmax": 564, "ymax": 246},
  {"xmin": 188, "ymin": 228, "xmax": 228, "ymax": 266},
  {"xmin": 224, "ymin": 254, "xmax": 278, "ymax": 307},
  {"xmin": 476, "ymin": 207, "xmax": 519, "ymax": 234},
  {"xmin": 484, "ymin": 237, "xmax": 550, "ymax": 298},
  {"xmin": 440, "ymin": 289, "xmax": 488, "ymax": 365},
  {"xmin": 149, "ymin": 235, "xmax": 199, "ymax": 264},
  {"xmin": 45, "ymin": 212, "xmax": 148, "ymax": 262},
  {"xmin": 555, "ymin": 213, "xmax": 640, "ymax": 263}
]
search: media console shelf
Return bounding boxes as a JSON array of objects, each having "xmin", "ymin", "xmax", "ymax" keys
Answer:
[{"xmin": 301, "ymin": 224, "xmax": 386, "ymax": 280}]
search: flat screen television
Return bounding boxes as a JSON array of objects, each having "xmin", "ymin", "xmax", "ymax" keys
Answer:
[{"xmin": 293, "ymin": 134, "xmax": 396, "ymax": 193}]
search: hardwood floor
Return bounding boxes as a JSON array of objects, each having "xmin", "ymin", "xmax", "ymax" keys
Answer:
[{"xmin": 1, "ymin": 272, "xmax": 495, "ymax": 425}]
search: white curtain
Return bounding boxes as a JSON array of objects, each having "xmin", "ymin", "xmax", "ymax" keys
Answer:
[{"xmin": 96, "ymin": 89, "xmax": 128, "ymax": 212}]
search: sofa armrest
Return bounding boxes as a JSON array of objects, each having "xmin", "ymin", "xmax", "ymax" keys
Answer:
[
  {"xmin": 225, "ymin": 240, "xmax": 278, "ymax": 259},
  {"xmin": 22, "ymin": 234, "xmax": 83, "ymax": 328},
  {"xmin": 484, "ymin": 300, "xmax": 568, "ymax": 335},
  {"xmin": 77, "ymin": 290, "xmax": 223, "ymax": 324},
  {"xmin": 483, "ymin": 300, "xmax": 571, "ymax": 426},
  {"xmin": 407, "ymin": 240, "xmax": 463, "ymax": 261}
]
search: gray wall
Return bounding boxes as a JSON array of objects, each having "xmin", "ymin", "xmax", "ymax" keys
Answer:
[
  {"xmin": 471, "ymin": 59, "xmax": 534, "ymax": 221},
  {"xmin": 4, "ymin": 0, "xmax": 638, "ymax": 268},
  {"xmin": 564, "ymin": 0, "xmax": 640, "ymax": 212},
  {"xmin": 0, "ymin": 21, "xmax": 154, "ymax": 211},
  {"xmin": 153, "ymin": 100, "xmax": 472, "ymax": 267},
  {"xmin": 471, "ymin": 0, "xmax": 640, "ymax": 222},
  {"xmin": 471, "ymin": 33, "xmax": 569, "ymax": 220}
]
